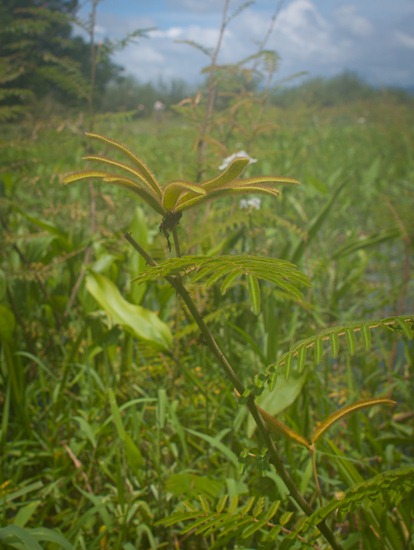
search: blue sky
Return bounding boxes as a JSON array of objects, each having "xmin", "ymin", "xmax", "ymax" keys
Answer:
[{"xmin": 80, "ymin": 0, "xmax": 414, "ymax": 89}]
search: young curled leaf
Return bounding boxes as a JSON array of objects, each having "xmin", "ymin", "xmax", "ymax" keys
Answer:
[
  {"xmin": 201, "ymin": 157, "xmax": 251, "ymax": 191},
  {"xmin": 234, "ymin": 175, "xmax": 299, "ymax": 188},
  {"xmin": 311, "ymin": 397, "xmax": 396, "ymax": 444},
  {"xmin": 257, "ymin": 404, "xmax": 311, "ymax": 449},
  {"xmin": 162, "ymin": 180, "xmax": 206, "ymax": 211},
  {"xmin": 64, "ymin": 171, "xmax": 165, "ymax": 215},
  {"xmin": 85, "ymin": 132, "xmax": 162, "ymax": 196}
]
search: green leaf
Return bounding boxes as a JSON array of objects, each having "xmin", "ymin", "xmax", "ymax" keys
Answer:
[
  {"xmin": 247, "ymin": 372, "xmax": 307, "ymax": 437},
  {"xmin": 302, "ymin": 467, "xmax": 414, "ymax": 532},
  {"xmin": 0, "ymin": 304, "xmax": 15, "ymax": 343},
  {"xmin": 0, "ymin": 525, "xmax": 43, "ymax": 549},
  {"xmin": 25, "ymin": 527, "xmax": 74, "ymax": 550},
  {"xmin": 108, "ymin": 389, "xmax": 144, "ymax": 470},
  {"xmin": 247, "ymin": 275, "xmax": 261, "ymax": 315},
  {"xmin": 361, "ymin": 324, "xmax": 372, "ymax": 351},
  {"xmin": 345, "ymin": 329, "xmax": 356, "ymax": 355},
  {"xmin": 296, "ymin": 345, "xmax": 307, "ymax": 372},
  {"xmin": 134, "ymin": 255, "xmax": 310, "ymax": 303},
  {"xmin": 0, "ymin": 269, "xmax": 6, "ymax": 301},
  {"xmin": 291, "ymin": 178, "xmax": 347, "ymax": 264},
  {"xmin": 314, "ymin": 337, "xmax": 323, "ymax": 364},
  {"xmin": 330, "ymin": 332, "xmax": 340, "ymax": 358},
  {"xmin": 14, "ymin": 501, "xmax": 42, "ymax": 528},
  {"xmin": 166, "ymin": 473, "xmax": 223, "ymax": 498},
  {"xmin": 0, "ymin": 525, "xmax": 73, "ymax": 549},
  {"xmin": 86, "ymin": 272, "xmax": 172, "ymax": 350},
  {"xmin": 124, "ymin": 433, "xmax": 145, "ymax": 472},
  {"xmin": 269, "ymin": 315, "xmax": 414, "ymax": 380},
  {"xmin": 185, "ymin": 428, "xmax": 239, "ymax": 468}
]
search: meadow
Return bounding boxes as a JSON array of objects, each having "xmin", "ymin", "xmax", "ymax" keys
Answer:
[{"xmin": 1, "ymin": 92, "xmax": 414, "ymax": 549}]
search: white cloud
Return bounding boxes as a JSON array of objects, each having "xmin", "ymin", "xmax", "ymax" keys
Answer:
[
  {"xmin": 394, "ymin": 30, "xmax": 414, "ymax": 49},
  {"xmin": 231, "ymin": 0, "xmax": 343, "ymax": 72},
  {"xmin": 334, "ymin": 5, "xmax": 373, "ymax": 37},
  {"xmin": 92, "ymin": 0, "xmax": 414, "ymax": 89},
  {"xmin": 151, "ymin": 27, "xmax": 185, "ymax": 40}
]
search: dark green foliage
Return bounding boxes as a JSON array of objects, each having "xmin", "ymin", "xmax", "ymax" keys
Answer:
[{"xmin": 0, "ymin": 0, "xmax": 121, "ymax": 119}]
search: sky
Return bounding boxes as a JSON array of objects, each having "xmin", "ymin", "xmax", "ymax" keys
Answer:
[{"xmin": 79, "ymin": 0, "xmax": 414, "ymax": 89}]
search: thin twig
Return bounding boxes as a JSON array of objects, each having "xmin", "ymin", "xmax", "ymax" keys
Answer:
[{"xmin": 196, "ymin": 0, "xmax": 231, "ymax": 181}]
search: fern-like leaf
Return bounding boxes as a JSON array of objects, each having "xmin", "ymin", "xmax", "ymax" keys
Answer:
[
  {"xmin": 133, "ymin": 254, "xmax": 310, "ymax": 307},
  {"xmin": 155, "ymin": 495, "xmax": 294, "ymax": 547},
  {"xmin": 268, "ymin": 315, "xmax": 414, "ymax": 382},
  {"xmin": 301, "ymin": 467, "xmax": 414, "ymax": 532}
]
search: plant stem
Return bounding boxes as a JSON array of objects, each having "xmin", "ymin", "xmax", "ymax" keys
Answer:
[
  {"xmin": 196, "ymin": 0, "xmax": 230, "ymax": 181},
  {"xmin": 124, "ymin": 231, "xmax": 343, "ymax": 549}
]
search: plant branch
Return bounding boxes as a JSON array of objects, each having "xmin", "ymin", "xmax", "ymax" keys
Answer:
[{"xmin": 124, "ymin": 231, "xmax": 342, "ymax": 549}]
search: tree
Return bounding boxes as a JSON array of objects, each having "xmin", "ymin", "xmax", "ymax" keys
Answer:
[{"xmin": 0, "ymin": 0, "xmax": 121, "ymax": 119}]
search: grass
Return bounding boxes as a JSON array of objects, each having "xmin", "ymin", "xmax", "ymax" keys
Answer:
[{"xmin": 1, "ymin": 94, "xmax": 413, "ymax": 548}]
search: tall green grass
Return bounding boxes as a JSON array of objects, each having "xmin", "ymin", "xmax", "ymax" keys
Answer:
[{"xmin": 1, "ymin": 96, "xmax": 413, "ymax": 548}]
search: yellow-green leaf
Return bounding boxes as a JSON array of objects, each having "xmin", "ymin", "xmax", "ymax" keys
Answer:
[
  {"xmin": 162, "ymin": 180, "xmax": 206, "ymax": 211},
  {"xmin": 64, "ymin": 171, "xmax": 165, "ymax": 214},
  {"xmin": 83, "ymin": 155, "xmax": 159, "ymax": 195},
  {"xmin": 258, "ymin": 404, "xmax": 310, "ymax": 449},
  {"xmin": 175, "ymin": 185, "xmax": 281, "ymax": 212},
  {"xmin": 234, "ymin": 176, "xmax": 299, "ymax": 187},
  {"xmin": 85, "ymin": 132, "xmax": 162, "ymax": 196},
  {"xmin": 201, "ymin": 157, "xmax": 250, "ymax": 191},
  {"xmin": 174, "ymin": 158, "xmax": 250, "ymax": 209},
  {"xmin": 312, "ymin": 397, "xmax": 396, "ymax": 444}
]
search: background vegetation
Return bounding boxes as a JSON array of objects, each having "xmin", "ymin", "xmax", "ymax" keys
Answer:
[{"xmin": 1, "ymin": 1, "xmax": 413, "ymax": 549}]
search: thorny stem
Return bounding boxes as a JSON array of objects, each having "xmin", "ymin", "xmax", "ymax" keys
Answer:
[{"xmin": 124, "ymin": 231, "xmax": 343, "ymax": 550}]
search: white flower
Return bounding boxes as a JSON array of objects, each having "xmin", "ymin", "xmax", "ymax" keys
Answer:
[
  {"xmin": 240, "ymin": 197, "xmax": 261, "ymax": 210},
  {"xmin": 219, "ymin": 150, "xmax": 257, "ymax": 171}
]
